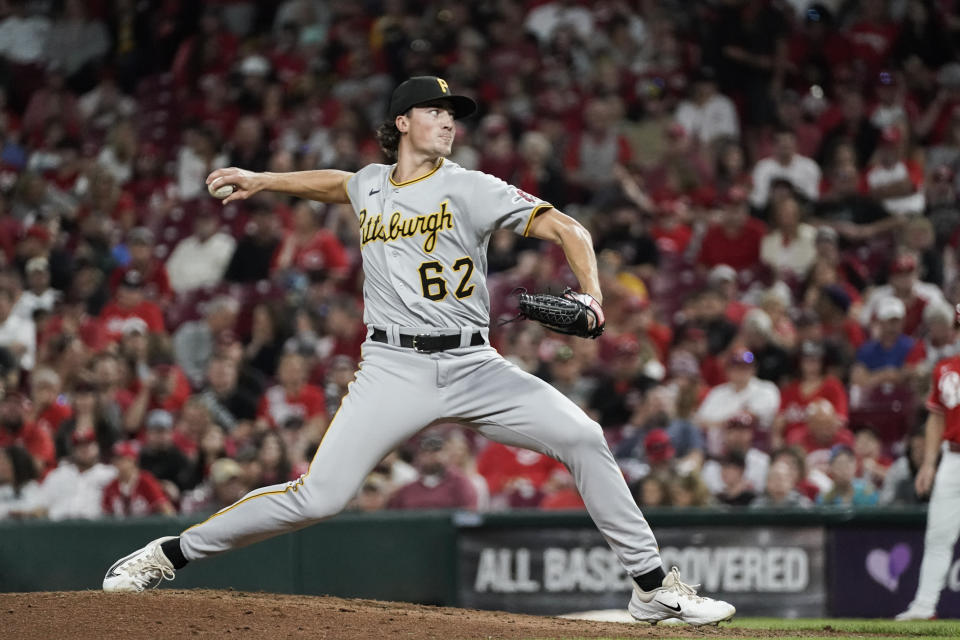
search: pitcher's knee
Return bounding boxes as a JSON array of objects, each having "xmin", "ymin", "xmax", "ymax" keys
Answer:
[
  {"xmin": 297, "ymin": 481, "xmax": 356, "ymax": 521},
  {"xmin": 558, "ymin": 419, "xmax": 607, "ymax": 455}
]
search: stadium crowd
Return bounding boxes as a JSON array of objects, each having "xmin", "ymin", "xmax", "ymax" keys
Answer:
[{"xmin": 1, "ymin": 0, "xmax": 960, "ymax": 520}]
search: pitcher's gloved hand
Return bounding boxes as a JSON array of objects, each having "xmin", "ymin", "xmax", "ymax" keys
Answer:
[{"xmin": 516, "ymin": 288, "xmax": 605, "ymax": 339}]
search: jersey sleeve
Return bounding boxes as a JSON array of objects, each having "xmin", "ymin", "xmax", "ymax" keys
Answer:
[
  {"xmin": 467, "ymin": 171, "xmax": 553, "ymax": 236},
  {"xmin": 344, "ymin": 164, "xmax": 383, "ymax": 215}
]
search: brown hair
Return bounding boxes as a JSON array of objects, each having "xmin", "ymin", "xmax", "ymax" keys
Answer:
[{"xmin": 375, "ymin": 120, "xmax": 402, "ymax": 161}]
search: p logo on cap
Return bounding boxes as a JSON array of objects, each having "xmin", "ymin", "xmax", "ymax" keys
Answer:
[{"xmin": 388, "ymin": 76, "xmax": 477, "ymax": 120}]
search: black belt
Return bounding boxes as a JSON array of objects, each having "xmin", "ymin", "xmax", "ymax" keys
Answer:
[
  {"xmin": 370, "ymin": 328, "xmax": 484, "ymax": 353},
  {"xmin": 948, "ymin": 441, "xmax": 960, "ymax": 453}
]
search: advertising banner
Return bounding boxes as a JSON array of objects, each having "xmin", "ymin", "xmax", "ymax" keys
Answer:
[
  {"xmin": 830, "ymin": 528, "xmax": 960, "ymax": 617},
  {"xmin": 458, "ymin": 526, "xmax": 826, "ymax": 616}
]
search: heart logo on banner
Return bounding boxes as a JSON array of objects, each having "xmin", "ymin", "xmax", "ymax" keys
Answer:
[{"xmin": 866, "ymin": 544, "xmax": 912, "ymax": 592}]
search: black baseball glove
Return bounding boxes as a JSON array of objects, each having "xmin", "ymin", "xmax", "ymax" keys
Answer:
[{"xmin": 515, "ymin": 288, "xmax": 605, "ymax": 339}]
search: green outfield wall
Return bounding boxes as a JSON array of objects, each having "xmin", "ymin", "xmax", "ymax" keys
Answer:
[{"xmin": 0, "ymin": 508, "xmax": 945, "ymax": 617}]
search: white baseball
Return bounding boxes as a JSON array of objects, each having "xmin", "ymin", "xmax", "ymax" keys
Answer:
[{"xmin": 208, "ymin": 182, "xmax": 237, "ymax": 199}]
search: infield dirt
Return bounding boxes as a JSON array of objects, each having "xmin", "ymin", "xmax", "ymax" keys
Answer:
[{"xmin": 1, "ymin": 590, "xmax": 871, "ymax": 639}]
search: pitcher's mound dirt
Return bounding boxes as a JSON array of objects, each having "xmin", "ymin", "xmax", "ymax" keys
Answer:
[{"xmin": 1, "ymin": 590, "xmax": 830, "ymax": 639}]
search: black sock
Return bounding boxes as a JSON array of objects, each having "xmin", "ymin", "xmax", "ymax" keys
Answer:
[
  {"xmin": 161, "ymin": 538, "xmax": 189, "ymax": 570},
  {"xmin": 634, "ymin": 566, "xmax": 666, "ymax": 592}
]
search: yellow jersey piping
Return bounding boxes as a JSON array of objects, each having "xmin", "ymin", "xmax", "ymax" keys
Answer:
[
  {"xmin": 389, "ymin": 158, "xmax": 444, "ymax": 187},
  {"xmin": 522, "ymin": 203, "xmax": 554, "ymax": 237}
]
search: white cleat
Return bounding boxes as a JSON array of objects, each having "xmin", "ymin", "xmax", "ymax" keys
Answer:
[
  {"xmin": 628, "ymin": 566, "xmax": 736, "ymax": 626},
  {"xmin": 895, "ymin": 606, "xmax": 935, "ymax": 621},
  {"xmin": 102, "ymin": 536, "xmax": 178, "ymax": 593}
]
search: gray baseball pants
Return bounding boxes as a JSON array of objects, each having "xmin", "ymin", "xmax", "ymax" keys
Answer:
[{"xmin": 180, "ymin": 339, "xmax": 662, "ymax": 577}]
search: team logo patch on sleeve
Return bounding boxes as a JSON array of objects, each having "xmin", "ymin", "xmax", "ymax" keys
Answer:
[{"xmin": 511, "ymin": 188, "xmax": 537, "ymax": 204}]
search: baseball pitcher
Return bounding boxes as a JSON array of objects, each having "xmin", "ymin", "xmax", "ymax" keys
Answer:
[{"xmin": 102, "ymin": 76, "xmax": 735, "ymax": 626}]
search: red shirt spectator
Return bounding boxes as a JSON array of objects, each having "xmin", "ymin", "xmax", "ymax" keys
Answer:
[
  {"xmin": 273, "ymin": 202, "xmax": 349, "ymax": 277},
  {"xmin": 110, "ymin": 263, "xmax": 173, "ymax": 302},
  {"xmin": 387, "ymin": 467, "xmax": 478, "ymax": 510},
  {"xmin": 171, "ymin": 429, "xmax": 200, "ymax": 459},
  {"xmin": 99, "ymin": 270, "xmax": 165, "ymax": 341},
  {"xmin": 848, "ymin": 11, "xmax": 899, "ymax": 77},
  {"xmin": 128, "ymin": 143, "xmax": 178, "ymax": 207},
  {"xmin": 599, "ymin": 297, "xmax": 673, "ymax": 363},
  {"xmin": 645, "ymin": 322, "xmax": 673, "ymax": 363},
  {"xmin": 787, "ymin": 421, "xmax": 855, "ymax": 455},
  {"xmin": 0, "ymin": 420, "xmax": 55, "ymax": 471},
  {"xmin": 477, "ymin": 443, "xmax": 566, "ymax": 496},
  {"xmin": 102, "ymin": 469, "xmax": 172, "ymax": 516},
  {"xmin": 34, "ymin": 398, "xmax": 72, "ymax": 436},
  {"xmin": 137, "ymin": 365, "xmax": 192, "ymax": 415},
  {"xmin": 109, "ymin": 228, "xmax": 173, "ymax": 300},
  {"xmin": 387, "ymin": 433, "xmax": 478, "ymax": 509},
  {"xmin": 268, "ymin": 34, "xmax": 308, "ymax": 87},
  {"xmin": 698, "ymin": 218, "xmax": 767, "ymax": 270},
  {"xmin": 0, "ymin": 394, "xmax": 55, "ymax": 471},
  {"xmin": 273, "ymin": 228, "xmax": 349, "ymax": 275},
  {"xmin": 183, "ymin": 75, "xmax": 242, "ymax": 140},
  {"xmin": 41, "ymin": 308, "xmax": 110, "ymax": 353},
  {"xmin": 541, "ymin": 489, "xmax": 586, "ymax": 510},
  {"xmin": 778, "ymin": 375, "xmax": 848, "ymax": 442},
  {"xmin": 102, "ymin": 441, "xmax": 173, "ymax": 516},
  {"xmin": 651, "ymin": 217, "xmax": 693, "ymax": 255},
  {"xmin": 789, "ymin": 424, "xmax": 856, "ymax": 485},
  {"xmin": 786, "ymin": 398, "xmax": 855, "ymax": 477},
  {"xmin": 257, "ymin": 384, "xmax": 327, "ymax": 429},
  {"xmin": 540, "ymin": 469, "xmax": 586, "ymax": 510},
  {"xmin": 257, "ymin": 353, "xmax": 327, "ymax": 430},
  {"xmin": 817, "ymin": 283, "xmax": 866, "ymax": 349},
  {"xmin": 698, "ymin": 187, "xmax": 767, "ymax": 270}
]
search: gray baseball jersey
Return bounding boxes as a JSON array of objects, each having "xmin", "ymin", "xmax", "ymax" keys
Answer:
[
  {"xmin": 344, "ymin": 159, "xmax": 550, "ymax": 330},
  {"xmin": 177, "ymin": 159, "xmax": 663, "ymax": 587}
]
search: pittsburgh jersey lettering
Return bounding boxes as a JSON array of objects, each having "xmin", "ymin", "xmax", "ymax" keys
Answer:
[
  {"xmin": 345, "ymin": 160, "xmax": 550, "ymax": 329},
  {"xmin": 358, "ymin": 201, "xmax": 454, "ymax": 253}
]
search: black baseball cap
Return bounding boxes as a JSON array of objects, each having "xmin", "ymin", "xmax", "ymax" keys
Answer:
[{"xmin": 388, "ymin": 76, "xmax": 477, "ymax": 120}]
